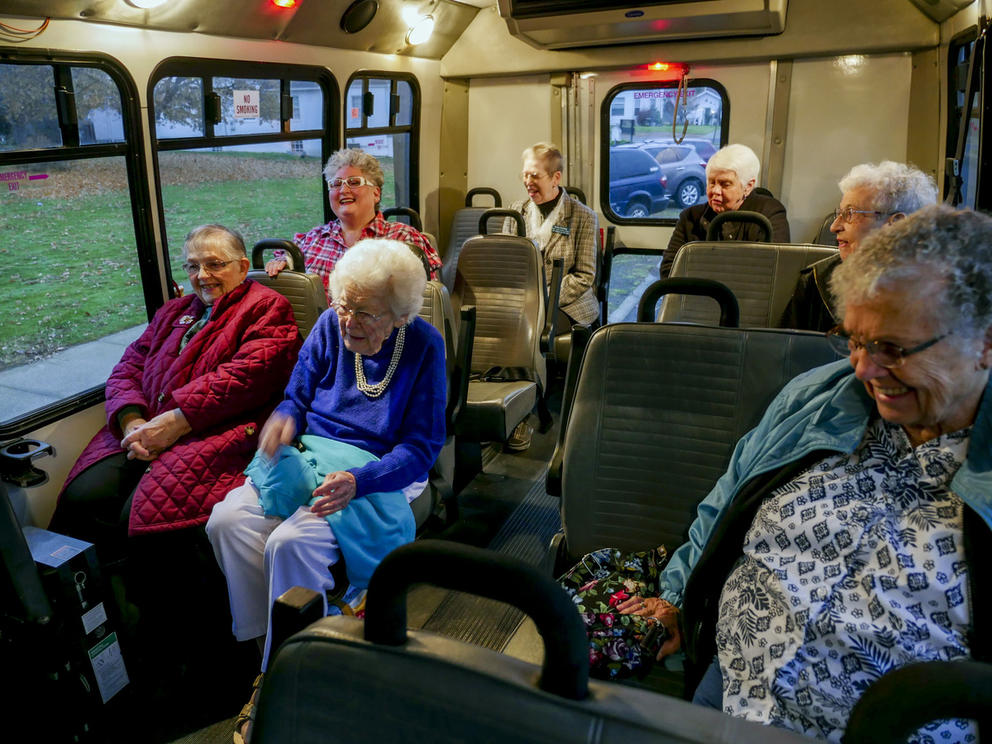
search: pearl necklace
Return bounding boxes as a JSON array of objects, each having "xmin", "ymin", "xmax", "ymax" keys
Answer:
[{"xmin": 354, "ymin": 325, "xmax": 406, "ymax": 399}]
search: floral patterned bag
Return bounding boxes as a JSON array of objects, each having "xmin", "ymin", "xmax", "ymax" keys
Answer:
[{"xmin": 558, "ymin": 545, "xmax": 669, "ymax": 680}]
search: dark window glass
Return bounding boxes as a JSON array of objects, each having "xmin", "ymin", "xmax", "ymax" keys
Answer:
[
  {"xmin": 153, "ymin": 76, "xmax": 204, "ymax": 139},
  {"xmin": 73, "ymin": 67, "xmax": 125, "ymax": 144},
  {"xmin": 344, "ymin": 73, "xmax": 419, "ymax": 211},
  {"xmin": 214, "ymin": 77, "xmax": 281, "ymax": 135},
  {"xmin": 0, "ymin": 64, "xmax": 60, "ymax": 150},
  {"xmin": 602, "ymin": 80, "xmax": 728, "ymax": 222}
]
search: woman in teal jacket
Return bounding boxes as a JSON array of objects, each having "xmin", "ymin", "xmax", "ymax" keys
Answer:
[{"xmin": 621, "ymin": 204, "xmax": 992, "ymax": 743}]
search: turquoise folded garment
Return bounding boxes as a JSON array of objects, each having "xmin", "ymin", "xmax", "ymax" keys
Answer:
[{"xmin": 244, "ymin": 435, "xmax": 415, "ymax": 589}]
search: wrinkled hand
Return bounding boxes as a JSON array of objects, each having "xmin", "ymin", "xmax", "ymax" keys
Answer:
[
  {"xmin": 617, "ymin": 595, "xmax": 682, "ymax": 660},
  {"xmin": 259, "ymin": 412, "xmax": 296, "ymax": 459},
  {"xmin": 265, "ymin": 258, "xmax": 288, "ymax": 277},
  {"xmin": 120, "ymin": 408, "xmax": 191, "ymax": 461},
  {"xmin": 310, "ymin": 471, "xmax": 357, "ymax": 517}
]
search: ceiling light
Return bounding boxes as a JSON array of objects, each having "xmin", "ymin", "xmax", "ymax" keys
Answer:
[
  {"xmin": 406, "ymin": 14, "xmax": 434, "ymax": 45},
  {"xmin": 272, "ymin": 0, "xmax": 298, "ymax": 7},
  {"xmin": 126, "ymin": 0, "xmax": 168, "ymax": 8}
]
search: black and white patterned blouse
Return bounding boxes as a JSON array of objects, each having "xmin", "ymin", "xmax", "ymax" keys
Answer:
[{"xmin": 716, "ymin": 416, "xmax": 974, "ymax": 743}]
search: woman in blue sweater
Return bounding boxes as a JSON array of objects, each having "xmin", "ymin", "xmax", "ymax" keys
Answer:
[{"xmin": 207, "ymin": 238, "xmax": 445, "ymax": 742}]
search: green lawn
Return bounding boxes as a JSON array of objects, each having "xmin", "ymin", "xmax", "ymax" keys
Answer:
[{"xmin": 0, "ymin": 151, "xmax": 402, "ymax": 370}]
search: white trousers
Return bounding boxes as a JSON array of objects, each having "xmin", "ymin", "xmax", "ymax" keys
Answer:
[{"xmin": 205, "ymin": 476, "xmax": 425, "ymax": 670}]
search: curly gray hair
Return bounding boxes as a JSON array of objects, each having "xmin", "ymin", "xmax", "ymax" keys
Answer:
[
  {"xmin": 328, "ymin": 239, "xmax": 426, "ymax": 319},
  {"xmin": 837, "ymin": 161, "xmax": 937, "ymax": 215},
  {"xmin": 832, "ymin": 204, "xmax": 992, "ymax": 343},
  {"xmin": 322, "ymin": 148, "xmax": 385, "ymax": 190}
]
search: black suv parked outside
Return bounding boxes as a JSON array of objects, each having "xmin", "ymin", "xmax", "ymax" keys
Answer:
[{"xmin": 608, "ymin": 146, "xmax": 669, "ymax": 218}]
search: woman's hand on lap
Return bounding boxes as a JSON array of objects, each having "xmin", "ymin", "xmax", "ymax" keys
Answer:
[
  {"xmin": 617, "ymin": 595, "xmax": 683, "ymax": 660},
  {"xmin": 121, "ymin": 409, "xmax": 190, "ymax": 460},
  {"xmin": 310, "ymin": 471, "xmax": 357, "ymax": 516},
  {"xmin": 259, "ymin": 412, "xmax": 296, "ymax": 459}
]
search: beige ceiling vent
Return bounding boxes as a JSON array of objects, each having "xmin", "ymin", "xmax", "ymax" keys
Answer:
[{"xmin": 495, "ymin": 0, "xmax": 788, "ymax": 50}]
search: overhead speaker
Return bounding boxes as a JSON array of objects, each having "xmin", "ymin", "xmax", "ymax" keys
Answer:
[{"xmin": 341, "ymin": 0, "xmax": 378, "ymax": 33}]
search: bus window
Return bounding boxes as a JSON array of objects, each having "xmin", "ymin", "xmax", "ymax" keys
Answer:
[
  {"xmin": 945, "ymin": 30, "xmax": 980, "ymax": 208},
  {"xmin": 0, "ymin": 56, "xmax": 153, "ymax": 432},
  {"xmin": 344, "ymin": 73, "xmax": 420, "ymax": 212},
  {"xmin": 601, "ymin": 79, "xmax": 728, "ymax": 224},
  {"xmin": 149, "ymin": 59, "xmax": 337, "ymax": 294}
]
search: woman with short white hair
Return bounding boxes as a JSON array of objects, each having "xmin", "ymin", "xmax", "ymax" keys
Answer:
[
  {"xmin": 661, "ymin": 143, "xmax": 790, "ymax": 277},
  {"xmin": 779, "ymin": 160, "xmax": 938, "ymax": 331},
  {"xmin": 207, "ymin": 238, "xmax": 446, "ymax": 744}
]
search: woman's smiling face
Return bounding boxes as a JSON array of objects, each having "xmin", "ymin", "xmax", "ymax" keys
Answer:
[{"xmin": 843, "ymin": 277, "xmax": 992, "ymax": 445}]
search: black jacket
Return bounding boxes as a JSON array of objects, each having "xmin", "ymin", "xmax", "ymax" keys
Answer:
[
  {"xmin": 661, "ymin": 192, "xmax": 791, "ymax": 278},
  {"xmin": 777, "ymin": 253, "xmax": 841, "ymax": 332}
]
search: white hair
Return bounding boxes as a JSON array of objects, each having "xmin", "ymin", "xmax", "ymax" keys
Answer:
[
  {"xmin": 706, "ymin": 144, "xmax": 760, "ymax": 186},
  {"xmin": 329, "ymin": 239, "xmax": 426, "ymax": 319},
  {"xmin": 837, "ymin": 161, "xmax": 938, "ymax": 214},
  {"xmin": 183, "ymin": 224, "xmax": 246, "ymax": 260}
]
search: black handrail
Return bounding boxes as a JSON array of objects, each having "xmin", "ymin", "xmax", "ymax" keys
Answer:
[
  {"xmin": 637, "ymin": 277, "xmax": 740, "ymax": 327},
  {"xmin": 382, "ymin": 206, "xmax": 423, "ymax": 232},
  {"xmin": 364, "ymin": 540, "xmax": 590, "ymax": 700},
  {"xmin": 705, "ymin": 209, "xmax": 774, "ymax": 242},
  {"xmin": 251, "ymin": 238, "xmax": 306, "ymax": 271},
  {"xmin": 465, "ymin": 187, "xmax": 501, "ymax": 208},
  {"xmin": 479, "ymin": 208, "xmax": 525, "ymax": 236}
]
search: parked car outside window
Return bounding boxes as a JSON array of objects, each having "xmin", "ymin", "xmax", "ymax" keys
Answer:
[
  {"xmin": 608, "ymin": 146, "xmax": 669, "ymax": 218},
  {"xmin": 638, "ymin": 143, "xmax": 707, "ymax": 209}
]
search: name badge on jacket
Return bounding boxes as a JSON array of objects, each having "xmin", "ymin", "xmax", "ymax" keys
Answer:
[{"xmin": 552, "ymin": 225, "xmax": 570, "ymax": 236}]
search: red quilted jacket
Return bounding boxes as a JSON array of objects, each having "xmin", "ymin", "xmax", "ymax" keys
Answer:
[{"xmin": 61, "ymin": 280, "xmax": 301, "ymax": 535}]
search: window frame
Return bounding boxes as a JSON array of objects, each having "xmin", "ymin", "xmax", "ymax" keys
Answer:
[
  {"xmin": 600, "ymin": 78, "xmax": 729, "ymax": 226},
  {"xmin": 0, "ymin": 48, "xmax": 154, "ymax": 438},
  {"xmin": 343, "ymin": 70, "xmax": 421, "ymax": 212},
  {"xmin": 147, "ymin": 56, "xmax": 339, "ymax": 289},
  {"xmin": 945, "ymin": 26, "xmax": 983, "ymax": 208}
]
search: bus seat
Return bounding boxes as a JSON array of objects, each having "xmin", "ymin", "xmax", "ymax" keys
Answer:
[
  {"xmin": 248, "ymin": 239, "xmax": 328, "ymax": 338},
  {"xmin": 441, "ymin": 187, "xmax": 501, "ymax": 292},
  {"xmin": 810, "ymin": 212, "xmax": 838, "ymax": 246},
  {"xmin": 552, "ymin": 323, "xmax": 835, "ymax": 566},
  {"xmin": 659, "ymin": 242, "xmax": 838, "ymax": 327},
  {"xmin": 254, "ymin": 541, "xmax": 810, "ymax": 744},
  {"xmin": 452, "ymin": 212, "xmax": 560, "ymax": 442},
  {"xmin": 414, "ymin": 281, "xmax": 475, "ymax": 525}
]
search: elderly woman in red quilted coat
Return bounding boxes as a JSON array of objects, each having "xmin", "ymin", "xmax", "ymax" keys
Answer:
[{"xmin": 49, "ymin": 224, "xmax": 301, "ymax": 668}]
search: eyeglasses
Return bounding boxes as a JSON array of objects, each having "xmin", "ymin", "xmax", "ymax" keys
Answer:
[
  {"xmin": 826, "ymin": 326, "xmax": 950, "ymax": 368},
  {"xmin": 181, "ymin": 259, "xmax": 237, "ymax": 275},
  {"xmin": 331, "ymin": 302, "xmax": 385, "ymax": 324},
  {"xmin": 328, "ymin": 176, "xmax": 375, "ymax": 190},
  {"xmin": 833, "ymin": 206, "xmax": 891, "ymax": 223},
  {"xmin": 521, "ymin": 170, "xmax": 550, "ymax": 183}
]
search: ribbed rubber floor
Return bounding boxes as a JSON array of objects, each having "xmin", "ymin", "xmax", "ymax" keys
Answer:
[{"xmin": 420, "ymin": 469, "xmax": 560, "ymax": 651}]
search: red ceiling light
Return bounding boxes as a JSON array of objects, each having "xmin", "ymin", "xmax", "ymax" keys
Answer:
[
  {"xmin": 646, "ymin": 62, "xmax": 672, "ymax": 71},
  {"xmin": 272, "ymin": 0, "xmax": 297, "ymax": 8}
]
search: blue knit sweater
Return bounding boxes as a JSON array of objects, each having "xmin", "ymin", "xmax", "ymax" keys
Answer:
[{"xmin": 275, "ymin": 312, "xmax": 446, "ymax": 498}]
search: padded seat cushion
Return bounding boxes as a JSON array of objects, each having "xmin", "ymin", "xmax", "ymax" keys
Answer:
[{"xmin": 458, "ymin": 381, "xmax": 537, "ymax": 442}]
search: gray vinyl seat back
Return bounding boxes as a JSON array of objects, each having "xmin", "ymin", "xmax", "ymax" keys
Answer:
[
  {"xmin": 450, "ymin": 234, "xmax": 546, "ymax": 441},
  {"xmin": 247, "ymin": 239, "xmax": 328, "ymax": 338},
  {"xmin": 453, "ymin": 234, "xmax": 547, "ymax": 390},
  {"xmin": 254, "ymin": 615, "xmax": 809, "ymax": 744},
  {"xmin": 560, "ymin": 323, "xmax": 836, "ymax": 557},
  {"xmin": 659, "ymin": 242, "xmax": 838, "ymax": 327},
  {"xmin": 404, "ymin": 281, "xmax": 460, "ymax": 526},
  {"xmin": 442, "ymin": 188, "xmax": 502, "ymax": 292}
]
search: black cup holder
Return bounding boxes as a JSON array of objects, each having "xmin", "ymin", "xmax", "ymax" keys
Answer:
[{"xmin": 0, "ymin": 438, "xmax": 54, "ymax": 488}]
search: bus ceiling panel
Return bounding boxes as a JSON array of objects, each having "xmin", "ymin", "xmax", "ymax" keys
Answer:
[
  {"xmin": 0, "ymin": 0, "xmax": 480, "ymax": 60},
  {"xmin": 905, "ymin": 0, "xmax": 973, "ymax": 23},
  {"xmin": 495, "ymin": 0, "xmax": 789, "ymax": 50}
]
